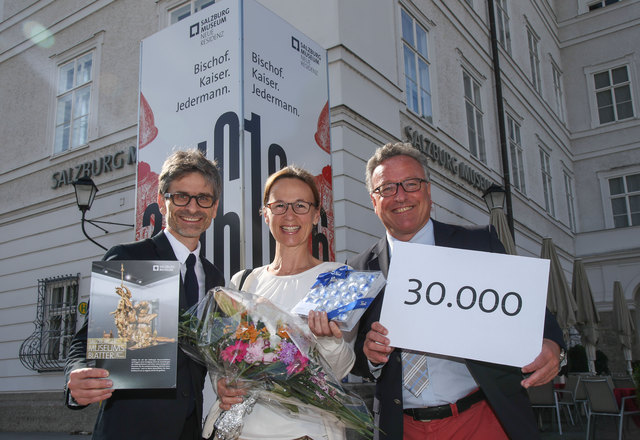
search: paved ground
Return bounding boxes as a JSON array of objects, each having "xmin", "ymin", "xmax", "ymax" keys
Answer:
[
  {"xmin": 2, "ymin": 413, "xmax": 639, "ymax": 439},
  {"xmin": 0, "ymin": 435, "xmax": 89, "ymax": 440},
  {"xmin": 536, "ymin": 408, "xmax": 640, "ymax": 440}
]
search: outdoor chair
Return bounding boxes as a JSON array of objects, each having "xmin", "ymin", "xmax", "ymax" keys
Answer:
[
  {"xmin": 612, "ymin": 374, "xmax": 636, "ymax": 389},
  {"xmin": 582, "ymin": 377, "xmax": 640, "ymax": 440},
  {"xmin": 527, "ymin": 381, "xmax": 562, "ymax": 434},
  {"xmin": 569, "ymin": 372, "xmax": 593, "ymax": 418},
  {"xmin": 555, "ymin": 375, "xmax": 579, "ymax": 425}
]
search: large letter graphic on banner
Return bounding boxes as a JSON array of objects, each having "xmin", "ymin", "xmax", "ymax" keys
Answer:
[
  {"xmin": 142, "ymin": 203, "xmax": 163, "ymax": 237},
  {"xmin": 213, "ymin": 111, "xmax": 241, "ymax": 276},
  {"xmin": 245, "ymin": 112, "xmax": 264, "ymax": 268},
  {"xmin": 313, "ymin": 209, "xmax": 329, "ymax": 261},
  {"xmin": 267, "ymin": 142, "xmax": 287, "ymax": 261}
]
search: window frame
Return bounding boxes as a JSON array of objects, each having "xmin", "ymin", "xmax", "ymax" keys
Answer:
[
  {"xmin": 527, "ymin": 28, "xmax": 542, "ymax": 94},
  {"xmin": 585, "ymin": 59, "xmax": 637, "ymax": 127},
  {"xmin": 563, "ymin": 170, "xmax": 577, "ymax": 232},
  {"xmin": 400, "ymin": 7, "xmax": 434, "ymax": 124},
  {"xmin": 19, "ymin": 274, "xmax": 80, "ymax": 372},
  {"xmin": 506, "ymin": 114, "xmax": 526, "ymax": 194},
  {"xmin": 607, "ymin": 173, "xmax": 640, "ymax": 228},
  {"xmin": 588, "ymin": 0, "xmax": 622, "ymax": 12},
  {"xmin": 539, "ymin": 147, "xmax": 555, "ymax": 217},
  {"xmin": 552, "ymin": 63, "xmax": 566, "ymax": 123},
  {"xmin": 494, "ymin": 0, "xmax": 512, "ymax": 54},
  {"xmin": 463, "ymin": 69, "xmax": 486, "ymax": 162},
  {"xmin": 598, "ymin": 166, "xmax": 640, "ymax": 229},
  {"xmin": 49, "ymin": 32, "xmax": 103, "ymax": 157},
  {"xmin": 158, "ymin": 0, "xmax": 216, "ymax": 27}
]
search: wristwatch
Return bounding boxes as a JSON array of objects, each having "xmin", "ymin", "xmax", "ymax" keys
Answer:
[{"xmin": 558, "ymin": 348, "xmax": 567, "ymax": 370}]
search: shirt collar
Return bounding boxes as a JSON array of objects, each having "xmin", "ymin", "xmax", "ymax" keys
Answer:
[
  {"xmin": 164, "ymin": 229, "xmax": 201, "ymax": 264},
  {"xmin": 387, "ymin": 219, "xmax": 434, "ymax": 257}
]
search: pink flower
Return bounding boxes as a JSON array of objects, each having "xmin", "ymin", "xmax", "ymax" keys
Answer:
[
  {"xmin": 221, "ymin": 340, "xmax": 248, "ymax": 364},
  {"xmin": 285, "ymin": 351, "xmax": 310, "ymax": 375},
  {"xmin": 245, "ymin": 341, "xmax": 266, "ymax": 364}
]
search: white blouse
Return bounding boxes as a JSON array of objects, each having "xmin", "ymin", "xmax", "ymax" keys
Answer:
[{"xmin": 223, "ymin": 261, "xmax": 356, "ymax": 440}]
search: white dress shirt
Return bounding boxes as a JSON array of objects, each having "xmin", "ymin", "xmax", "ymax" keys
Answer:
[
  {"xmin": 383, "ymin": 220, "xmax": 479, "ymax": 407},
  {"xmin": 164, "ymin": 229, "xmax": 206, "ymax": 303}
]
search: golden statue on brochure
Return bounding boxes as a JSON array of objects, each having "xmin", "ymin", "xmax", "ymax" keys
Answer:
[{"xmin": 108, "ymin": 263, "xmax": 174, "ymax": 349}]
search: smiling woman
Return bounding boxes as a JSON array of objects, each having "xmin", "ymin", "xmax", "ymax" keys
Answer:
[{"xmin": 206, "ymin": 165, "xmax": 356, "ymax": 440}]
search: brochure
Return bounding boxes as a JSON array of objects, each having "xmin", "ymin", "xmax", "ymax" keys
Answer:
[{"xmin": 87, "ymin": 260, "xmax": 180, "ymax": 389}]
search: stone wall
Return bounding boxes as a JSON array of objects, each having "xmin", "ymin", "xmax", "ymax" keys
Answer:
[{"xmin": 0, "ymin": 392, "xmax": 98, "ymax": 433}]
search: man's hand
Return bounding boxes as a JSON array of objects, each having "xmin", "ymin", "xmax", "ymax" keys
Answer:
[
  {"xmin": 308, "ymin": 310, "xmax": 343, "ymax": 339},
  {"xmin": 521, "ymin": 339, "xmax": 561, "ymax": 388},
  {"xmin": 217, "ymin": 377, "xmax": 247, "ymax": 411},
  {"xmin": 67, "ymin": 368, "xmax": 113, "ymax": 405},
  {"xmin": 363, "ymin": 321, "xmax": 393, "ymax": 365}
]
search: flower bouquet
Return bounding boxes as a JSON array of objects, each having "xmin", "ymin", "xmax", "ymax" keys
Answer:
[{"xmin": 179, "ymin": 286, "xmax": 374, "ymax": 439}]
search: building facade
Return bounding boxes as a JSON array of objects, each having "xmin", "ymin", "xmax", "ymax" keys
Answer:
[{"xmin": 1, "ymin": 0, "xmax": 638, "ymax": 432}]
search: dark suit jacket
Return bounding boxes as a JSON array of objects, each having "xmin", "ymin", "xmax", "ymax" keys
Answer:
[
  {"xmin": 65, "ymin": 231, "xmax": 224, "ymax": 440},
  {"xmin": 349, "ymin": 219, "xmax": 565, "ymax": 440}
]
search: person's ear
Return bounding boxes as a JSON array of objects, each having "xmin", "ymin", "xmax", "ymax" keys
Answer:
[{"xmin": 157, "ymin": 192, "xmax": 167, "ymax": 215}]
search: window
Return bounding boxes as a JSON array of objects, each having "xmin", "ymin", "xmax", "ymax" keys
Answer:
[
  {"xmin": 463, "ymin": 71, "xmax": 486, "ymax": 162},
  {"xmin": 564, "ymin": 171, "xmax": 576, "ymax": 232},
  {"xmin": 594, "ymin": 65, "xmax": 634, "ymax": 124},
  {"xmin": 495, "ymin": 0, "xmax": 511, "ymax": 54},
  {"xmin": 552, "ymin": 65, "xmax": 565, "ymax": 122},
  {"xmin": 54, "ymin": 52, "xmax": 93, "ymax": 154},
  {"xmin": 19, "ymin": 274, "xmax": 79, "ymax": 372},
  {"xmin": 608, "ymin": 173, "xmax": 640, "ymax": 228},
  {"xmin": 589, "ymin": 0, "xmax": 621, "ymax": 11},
  {"xmin": 507, "ymin": 116, "xmax": 526, "ymax": 193},
  {"xmin": 170, "ymin": 0, "xmax": 215, "ymax": 24},
  {"xmin": 527, "ymin": 29, "xmax": 541, "ymax": 93},
  {"xmin": 539, "ymin": 149, "xmax": 555, "ymax": 216},
  {"xmin": 401, "ymin": 8, "xmax": 433, "ymax": 123}
]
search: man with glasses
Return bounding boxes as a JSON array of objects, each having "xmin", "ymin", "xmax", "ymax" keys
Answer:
[
  {"xmin": 65, "ymin": 149, "xmax": 224, "ymax": 440},
  {"xmin": 349, "ymin": 142, "xmax": 565, "ymax": 439}
]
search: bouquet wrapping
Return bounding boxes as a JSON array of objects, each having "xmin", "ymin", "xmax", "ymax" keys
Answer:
[{"xmin": 180, "ymin": 286, "xmax": 374, "ymax": 439}]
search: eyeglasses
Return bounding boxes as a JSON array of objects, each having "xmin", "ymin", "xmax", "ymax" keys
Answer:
[
  {"xmin": 164, "ymin": 192, "xmax": 216, "ymax": 208},
  {"xmin": 372, "ymin": 178, "xmax": 428, "ymax": 197},
  {"xmin": 264, "ymin": 200, "xmax": 316, "ymax": 215}
]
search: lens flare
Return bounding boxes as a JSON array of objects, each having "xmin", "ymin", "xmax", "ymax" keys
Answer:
[{"xmin": 23, "ymin": 21, "xmax": 55, "ymax": 48}]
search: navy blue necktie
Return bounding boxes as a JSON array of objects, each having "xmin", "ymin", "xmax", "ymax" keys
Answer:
[{"xmin": 184, "ymin": 253, "xmax": 199, "ymax": 307}]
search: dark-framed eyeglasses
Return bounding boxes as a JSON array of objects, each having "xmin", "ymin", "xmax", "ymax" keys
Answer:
[
  {"xmin": 372, "ymin": 178, "xmax": 428, "ymax": 197},
  {"xmin": 264, "ymin": 200, "xmax": 316, "ymax": 215},
  {"xmin": 164, "ymin": 192, "xmax": 216, "ymax": 208}
]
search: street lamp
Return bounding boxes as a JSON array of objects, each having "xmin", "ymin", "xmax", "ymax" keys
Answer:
[
  {"xmin": 72, "ymin": 176, "xmax": 134, "ymax": 251},
  {"xmin": 482, "ymin": 183, "xmax": 506, "ymax": 211}
]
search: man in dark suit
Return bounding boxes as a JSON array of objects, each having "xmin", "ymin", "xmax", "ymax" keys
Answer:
[
  {"xmin": 65, "ymin": 149, "xmax": 225, "ymax": 440},
  {"xmin": 349, "ymin": 143, "xmax": 565, "ymax": 439}
]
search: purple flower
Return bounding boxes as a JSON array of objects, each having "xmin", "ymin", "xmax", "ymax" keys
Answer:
[{"xmin": 277, "ymin": 340, "xmax": 298, "ymax": 365}]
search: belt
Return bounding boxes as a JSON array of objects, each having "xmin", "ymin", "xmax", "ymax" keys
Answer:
[{"xmin": 403, "ymin": 389, "xmax": 485, "ymax": 421}]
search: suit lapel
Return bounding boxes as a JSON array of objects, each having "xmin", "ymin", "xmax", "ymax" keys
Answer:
[
  {"xmin": 151, "ymin": 231, "xmax": 189, "ymax": 309},
  {"xmin": 151, "ymin": 231, "xmax": 179, "ymax": 260},
  {"xmin": 433, "ymin": 218, "xmax": 453, "ymax": 247},
  {"xmin": 376, "ymin": 238, "xmax": 391, "ymax": 278}
]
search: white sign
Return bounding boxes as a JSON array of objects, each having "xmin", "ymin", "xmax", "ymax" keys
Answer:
[
  {"xmin": 136, "ymin": 0, "xmax": 332, "ymax": 280},
  {"xmin": 380, "ymin": 242, "xmax": 550, "ymax": 367}
]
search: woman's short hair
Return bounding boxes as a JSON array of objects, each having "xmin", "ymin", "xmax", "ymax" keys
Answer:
[{"xmin": 263, "ymin": 165, "xmax": 320, "ymax": 207}]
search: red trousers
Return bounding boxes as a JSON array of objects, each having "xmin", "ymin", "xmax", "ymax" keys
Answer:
[{"xmin": 403, "ymin": 399, "xmax": 508, "ymax": 440}]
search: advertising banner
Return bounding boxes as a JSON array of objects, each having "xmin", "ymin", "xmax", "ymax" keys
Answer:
[{"xmin": 137, "ymin": 0, "xmax": 331, "ymax": 280}]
